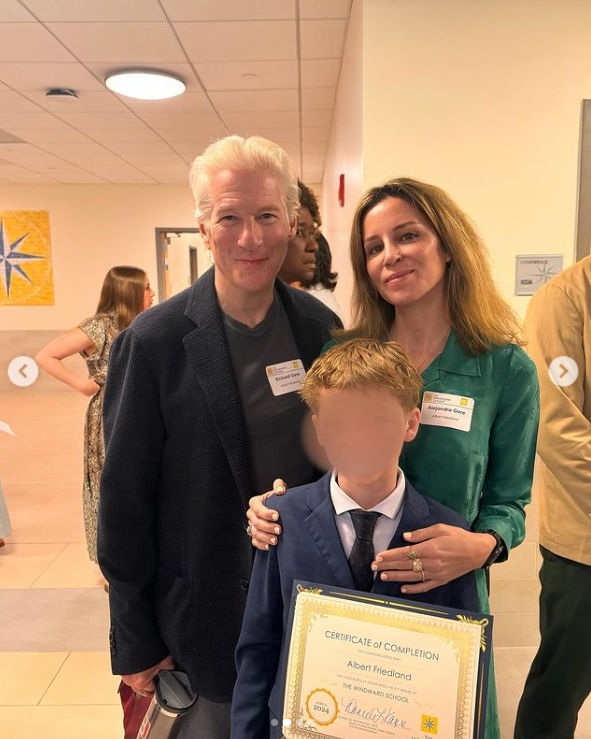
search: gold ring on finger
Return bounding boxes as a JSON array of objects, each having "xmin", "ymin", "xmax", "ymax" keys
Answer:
[
  {"xmin": 407, "ymin": 548, "xmax": 418, "ymax": 560},
  {"xmin": 412, "ymin": 558, "xmax": 424, "ymax": 573},
  {"xmin": 421, "ymin": 571, "xmax": 426, "ymax": 582}
]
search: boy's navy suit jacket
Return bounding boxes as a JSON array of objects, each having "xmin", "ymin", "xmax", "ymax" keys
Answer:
[{"xmin": 231, "ymin": 470, "xmax": 481, "ymax": 739}]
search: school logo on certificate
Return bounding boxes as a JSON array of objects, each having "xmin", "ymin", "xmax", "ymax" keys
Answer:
[{"xmin": 422, "ymin": 714, "xmax": 439, "ymax": 734}]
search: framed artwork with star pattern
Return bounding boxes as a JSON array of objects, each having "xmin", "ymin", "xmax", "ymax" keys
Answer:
[{"xmin": 0, "ymin": 210, "xmax": 55, "ymax": 306}]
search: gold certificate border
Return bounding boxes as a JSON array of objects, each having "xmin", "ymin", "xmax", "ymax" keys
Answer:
[{"xmin": 284, "ymin": 590, "xmax": 481, "ymax": 739}]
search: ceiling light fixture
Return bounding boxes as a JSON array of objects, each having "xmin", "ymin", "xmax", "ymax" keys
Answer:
[{"xmin": 105, "ymin": 70, "xmax": 186, "ymax": 100}]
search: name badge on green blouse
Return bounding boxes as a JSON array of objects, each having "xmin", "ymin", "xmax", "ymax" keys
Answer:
[{"xmin": 420, "ymin": 392, "xmax": 475, "ymax": 432}]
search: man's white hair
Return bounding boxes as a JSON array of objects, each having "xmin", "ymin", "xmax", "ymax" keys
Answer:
[{"xmin": 189, "ymin": 135, "xmax": 300, "ymax": 223}]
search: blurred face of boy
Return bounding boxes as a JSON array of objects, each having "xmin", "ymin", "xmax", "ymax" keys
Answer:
[{"xmin": 311, "ymin": 386, "xmax": 420, "ymax": 484}]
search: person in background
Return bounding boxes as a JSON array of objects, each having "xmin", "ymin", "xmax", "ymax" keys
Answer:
[
  {"xmin": 301, "ymin": 231, "xmax": 343, "ymax": 319},
  {"xmin": 277, "ymin": 179, "xmax": 319, "ymax": 287},
  {"xmin": 35, "ymin": 266, "xmax": 154, "ymax": 569},
  {"xmin": 279, "ymin": 179, "xmax": 342, "ymax": 318},
  {"xmin": 36, "ymin": 265, "xmax": 155, "ymax": 739},
  {"xmin": 515, "ymin": 256, "xmax": 591, "ymax": 739}
]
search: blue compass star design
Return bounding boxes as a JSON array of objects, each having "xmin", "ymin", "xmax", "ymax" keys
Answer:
[{"xmin": 0, "ymin": 219, "xmax": 45, "ymax": 298}]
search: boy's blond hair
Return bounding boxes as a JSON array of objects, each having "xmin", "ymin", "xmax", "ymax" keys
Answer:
[{"xmin": 300, "ymin": 338, "xmax": 423, "ymax": 412}]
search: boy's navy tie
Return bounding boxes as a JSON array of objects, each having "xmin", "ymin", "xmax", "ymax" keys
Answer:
[{"xmin": 348, "ymin": 510, "xmax": 381, "ymax": 592}]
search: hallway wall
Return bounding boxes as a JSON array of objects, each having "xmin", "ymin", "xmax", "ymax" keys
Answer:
[
  {"xmin": 0, "ymin": 184, "xmax": 195, "ymax": 331},
  {"xmin": 321, "ymin": 0, "xmax": 364, "ymax": 327},
  {"xmin": 362, "ymin": 0, "xmax": 586, "ymax": 317}
]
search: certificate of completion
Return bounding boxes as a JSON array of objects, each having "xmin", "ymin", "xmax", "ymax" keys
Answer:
[{"xmin": 281, "ymin": 581, "xmax": 492, "ymax": 739}]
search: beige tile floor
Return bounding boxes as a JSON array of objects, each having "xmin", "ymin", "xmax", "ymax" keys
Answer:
[
  {"xmin": 1, "ymin": 388, "xmax": 590, "ymax": 737},
  {"xmin": 0, "ymin": 390, "xmax": 123, "ymax": 738}
]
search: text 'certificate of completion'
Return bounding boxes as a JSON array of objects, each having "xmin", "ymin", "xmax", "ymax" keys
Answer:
[{"xmin": 281, "ymin": 581, "xmax": 493, "ymax": 739}]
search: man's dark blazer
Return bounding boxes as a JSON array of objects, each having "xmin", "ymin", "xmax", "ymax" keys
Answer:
[
  {"xmin": 231, "ymin": 471, "xmax": 481, "ymax": 738},
  {"xmin": 97, "ymin": 266, "xmax": 342, "ymax": 702}
]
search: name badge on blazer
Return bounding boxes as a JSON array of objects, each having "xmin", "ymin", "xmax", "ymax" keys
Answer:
[
  {"xmin": 266, "ymin": 359, "xmax": 306, "ymax": 397},
  {"xmin": 420, "ymin": 391, "xmax": 474, "ymax": 432}
]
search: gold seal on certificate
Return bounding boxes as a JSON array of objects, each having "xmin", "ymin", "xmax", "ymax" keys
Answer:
[
  {"xmin": 305, "ymin": 688, "xmax": 339, "ymax": 726},
  {"xmin": 281, "ymin": 582, "xmax": 493, "ymax": 739}
]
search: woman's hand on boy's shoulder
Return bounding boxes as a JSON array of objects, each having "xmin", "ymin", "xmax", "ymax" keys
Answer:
[
  {"xmin": 247, "ymin": 479, "xmax": 288, "ymax": 551},
  {"xmin": 372, "ymin": 524, "xmax": 496, "ymax": 595}
]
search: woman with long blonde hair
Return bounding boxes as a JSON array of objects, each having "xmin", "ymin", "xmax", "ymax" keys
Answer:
[
  {"xmin": 246, "ymin": 178, "xmax": 540, "ymax": 739},
  {"xmin": 36, "ymin": 266, "xmax": 154, "ymax": 566},
  {"xmin": 345, "ymin": 178, "xmax": 525, "ymax": 352}
]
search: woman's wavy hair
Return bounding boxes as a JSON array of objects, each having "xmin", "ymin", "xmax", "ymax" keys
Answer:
[{"xmin": 342, "ymin": 177, "xmax": 524, "ymax": 355}]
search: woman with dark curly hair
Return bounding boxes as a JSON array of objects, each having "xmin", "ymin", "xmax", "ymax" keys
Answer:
[
  {"xmin": 280, "ymin": 179, "xmax": 343, "ymax": 317},
  {"xmin": 301, "ymin": 231, "xmax": 342, "ymax": 318}
]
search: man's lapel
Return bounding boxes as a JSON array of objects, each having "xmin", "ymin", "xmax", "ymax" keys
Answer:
[
  {"xmin": 180, "ymin": 272, "xmax": 333, "ymax": 511},
  {"xmin": 182, "ymin": 267, "xmax": 251, "ymax": 510},
  {"xmin": 371, "ymin": 483, "xmax": 430, "ymax": 596},
  {"xmin": 304, "ymin": 473, "xmax": 356, "ymax": 589}
]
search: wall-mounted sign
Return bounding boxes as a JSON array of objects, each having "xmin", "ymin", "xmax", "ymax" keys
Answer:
[
  {"xmin": 515, "ymin": 254, "xmax": 563, "ymax": 296},
  {"xmin": 0, "ymin": 210, "xmax": 55, "ymax": 306}
]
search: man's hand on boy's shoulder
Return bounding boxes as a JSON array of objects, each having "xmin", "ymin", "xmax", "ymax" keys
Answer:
[
  {"xmin": 247, "ymin": 478, "xmax": 287, "ymax": 551},
  {"xmin": 371, "ymin": 523, "xmax": 497, "ymax": 596}
]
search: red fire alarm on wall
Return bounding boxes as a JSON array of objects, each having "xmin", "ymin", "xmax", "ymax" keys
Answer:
[{"xmin": 338, "ymin": 173, "xmax": 345, "ymax": 207}]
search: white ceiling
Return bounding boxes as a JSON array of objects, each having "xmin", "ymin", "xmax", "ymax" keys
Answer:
[{"xmin": 0, "ymin": 0, "xmax": 351, "ymax": 185}]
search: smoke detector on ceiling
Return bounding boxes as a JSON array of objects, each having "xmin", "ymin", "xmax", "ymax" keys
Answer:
[{"xmin": 45, "ymin": 88, "xmax": 79, "ymax": 103}]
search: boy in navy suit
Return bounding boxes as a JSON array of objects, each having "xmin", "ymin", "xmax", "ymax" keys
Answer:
[{"xmin": 231, "ymin": 338, "xmax": 480, "ymax": 739}]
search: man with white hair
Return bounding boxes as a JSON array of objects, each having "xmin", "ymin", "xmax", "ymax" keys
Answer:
[{"xmin": 98, "ymin": 136, "xmax": 342, "ymax": 737}]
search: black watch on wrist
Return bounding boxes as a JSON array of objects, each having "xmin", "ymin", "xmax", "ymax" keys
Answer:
[{"xmin": 481, "ymin": 530, "xmax": 506, "ymax": 569}]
